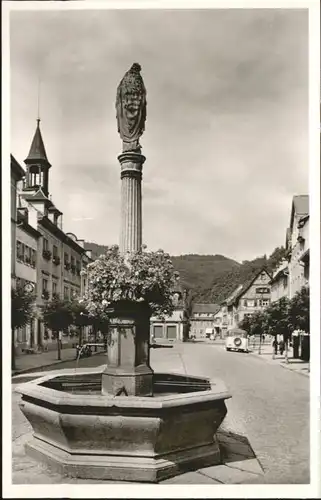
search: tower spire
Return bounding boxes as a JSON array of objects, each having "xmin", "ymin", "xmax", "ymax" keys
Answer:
[{"xmin": 37, "ymin": 76, "xmax": 41, "ymax": 122}]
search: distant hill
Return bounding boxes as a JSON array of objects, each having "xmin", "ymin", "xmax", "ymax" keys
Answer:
[{"xmin": 84, "ymin": 242, "xmax": 286, "ymax": 305}]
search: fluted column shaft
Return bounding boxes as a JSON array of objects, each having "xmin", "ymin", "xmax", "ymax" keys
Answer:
[{"xmin": 118, "ymin": 152, "xmax": 145, "ymax": 255}]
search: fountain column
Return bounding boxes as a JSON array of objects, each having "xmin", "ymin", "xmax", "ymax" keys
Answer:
[
  {"xmin": 102, "ymin": 63, "xmax": 153, "ymax": 396},
  {"xmin": 119, "ymin": 151, "xmax": 145, "ymax": 254}
]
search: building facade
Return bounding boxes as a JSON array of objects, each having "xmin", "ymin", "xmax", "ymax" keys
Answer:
[
  {"xmin": 12, "ymin": 119, "xmax": 92, "ymax": 353},
  {"xmin": 150, "ymin": 289, "xmax": 189, "ymax": 342},
  {"xmin": 190, "ymin": 303, "xmax": 221, "ymax": 339},
  {"xmin": 270, "ymin": 259, "xmax": 289, "ymax": 303},
  {"xmin": 11, "ymin": 155, "xmax": 26, "ymax": 287},
  {"xmin": 225, "ymin": 269, "xmax": 272, "ymax": 328},
  {"xmin": 14, "ymin": 201, "xmax": 41, "ymax": 352},
  {"xmin": 221, "ymin": 285, "xmax": 243, "ymax": 331},
  {"xmin": 286, "ymin": 196, "xmax": 309, "ymax": 299}
]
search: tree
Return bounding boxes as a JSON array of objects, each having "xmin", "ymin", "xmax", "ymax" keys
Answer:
[
  {"xmin": 288, "ymin": 286, "xmax": 309, "ymax": 332},
  {"xmin": 70, "ymin": 300, "xmax": 91, "ymax": 346},
  {"xmin": 11, "ymin": 286, "xmax": 35, "ymax": 370},
  {"xmin": 239, "ymin": 314, "xmax": 253, "ymax": 334},
  {"xmin": 267, "ymin": 246, "xmax": 287, "ymax": 273},
  {"xmin": 264, "ymin": 296, "xmax": 291, "ymax": 341},
  {"xmin": 249, "ymin": 311, "xmax": 268, "ymax": 337},
  {"xmin": 42, "ymin": 297, "xmax": 73, "ymax": 360}
]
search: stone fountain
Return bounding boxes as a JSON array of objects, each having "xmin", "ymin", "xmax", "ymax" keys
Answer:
[{"xmin": 16, "ymin": 63, "xmax": 231, "ymax": 483}]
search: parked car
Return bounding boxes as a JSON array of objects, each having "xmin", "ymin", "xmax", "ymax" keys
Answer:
[
  {"xmin": 75, "ymin": 344, "xmax": 93, "ymax": 359},
  {"xmin": 225, "ymin": 328, "xmax": 249, "ymax": 353}
]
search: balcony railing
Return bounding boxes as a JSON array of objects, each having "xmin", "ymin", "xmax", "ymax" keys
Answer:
[{"xmin": 17, "ymin": 255, "xmax": 36, "ymax": 268}]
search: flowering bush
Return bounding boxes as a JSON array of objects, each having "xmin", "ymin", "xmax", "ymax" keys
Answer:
[{"xmin": 81, "ymin": 245, "xmax": 180, "ymax": 317}]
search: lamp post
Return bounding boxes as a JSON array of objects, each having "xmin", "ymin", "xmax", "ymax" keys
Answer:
[{"xmin": 258, "ymin": 292, "xmax": 264, "ymax": 355}]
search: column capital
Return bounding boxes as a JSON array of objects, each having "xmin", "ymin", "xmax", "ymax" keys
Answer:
[
  {"xmin": 118, "ymin": 152, "xmax": 146, "ymax": 180},
  {"xmin": 118, "ymin": 151, "xmax": 146, "ymax": 165}
]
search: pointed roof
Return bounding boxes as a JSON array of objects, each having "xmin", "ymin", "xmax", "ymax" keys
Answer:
[{"xmin": 25, "ymin": 119, "xmax": 50, "ymax": 164}]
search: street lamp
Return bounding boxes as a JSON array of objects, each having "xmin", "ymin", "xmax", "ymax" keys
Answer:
[{"xmin": 24, "ymin": 282, "xmax": 35, "ymax": 293}]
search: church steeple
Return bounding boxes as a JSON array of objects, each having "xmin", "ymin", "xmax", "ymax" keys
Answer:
[{"xmin": 24, "ymin": 119, "xmax": 51, "ymax": 196}]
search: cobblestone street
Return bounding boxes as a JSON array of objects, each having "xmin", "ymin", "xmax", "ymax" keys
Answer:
[{"xmin": 11, "ymin": 342, "xmax": 310, "ymax": 485}]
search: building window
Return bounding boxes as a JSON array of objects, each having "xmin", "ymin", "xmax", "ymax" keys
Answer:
[
  {"xmin": 166, "ymin": 325, "xmax": 177, "ymax": 340},
  {"xmin": 64, "ymin": 286, "xmax": 69, "ymax": 299},
  {"xmin": 153, "ymin": 325, "xmax": 163, "ymax": 338},
  {"xmin": 16, "ymin": 241, "xmax": 37, "ymax": 267},
  {"xmin": 16, "ymin": 241, "xmax": 24, "ymax": 262},
  {"xmin": 42, "ymin": 238, "xmax": 52, "ymax": 260},
  {"xmin": 64, "ymin": 252, "xmax": 70, "ymax": 270},
  {"xmin": 52, "ymin": 245, "xmax": 60, "ymax": 265},
  {"xmin": 71, "ymin": 256, "xmax": 76, "ymax": 274},
  {"xmin": 76, "ymin": 260, "xmax": 81, "ymax": 276},
  {"xmin": 52, "ymin": 281, "xmax": 58, "ymax": 297},
  {"xmin": 247, "ymin": 300, "xmax": 255, "ymax": 307},
  {"xmin": 243, "ymin": 299, "xmax": 247, "ymax": 307},
  {"xmin": 42, "ymin": 279, "xmax": 49, "ymax": 300},
  {"xmin": 24, "ymin": 245, "xmax": 31, "ymax": 264},
  {"xmin": 31, "ymin": 249, "xmax": 36, "ymax": 268},
  {"xmin": 259, "ymin": 299, "xmax": 270, "ymax": 307}
]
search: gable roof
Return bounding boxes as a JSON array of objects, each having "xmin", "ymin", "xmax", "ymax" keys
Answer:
[
  {"xmin": 228, "ymin": 268, "xmax": 272, "ymax": 305},
  {"xmin": 192, "ymin": 303, "xmax": 220, "ymax": 314}
]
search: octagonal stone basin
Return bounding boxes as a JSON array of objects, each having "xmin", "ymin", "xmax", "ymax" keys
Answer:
[{"xmin": 16, "ymin": 367, "xmax": 231, "ymax": 483}]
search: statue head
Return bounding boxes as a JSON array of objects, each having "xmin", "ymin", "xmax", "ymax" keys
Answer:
[{"xmin": 130, "ymin": 63, "xmax": 142, "ymax": 73}]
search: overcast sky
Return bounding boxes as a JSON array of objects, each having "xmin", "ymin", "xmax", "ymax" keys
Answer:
[{"xmin": 10, "ymin": 8, "xmax": 308, "ymax": 262}]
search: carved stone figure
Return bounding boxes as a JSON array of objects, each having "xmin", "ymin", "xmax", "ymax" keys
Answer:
[{"xmin": 116, "ymin": 63, "xmax": 147, "ymax": 152}]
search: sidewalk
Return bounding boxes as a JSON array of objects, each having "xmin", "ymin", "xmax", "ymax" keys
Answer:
[
  {"xmin": 13, "ymin": 346, "xmax": 103, "ymax": 375},
  {"xmin": 248, "ymin": 342, "xmax": 310, "ymax": 377}
]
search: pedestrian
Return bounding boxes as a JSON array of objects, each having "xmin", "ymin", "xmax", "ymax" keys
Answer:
[
  {"xmin": 279, "ymin": 339, "xmax": 285, "ymax": 356},
  {"xmin": 272, "ymin": 337, "xmax": 278, "ymax": 355}
]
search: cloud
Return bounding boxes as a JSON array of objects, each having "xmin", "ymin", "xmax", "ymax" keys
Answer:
[{"xmin": 10, "ymin": 8, "xmax": 308, "ymax": 261}]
